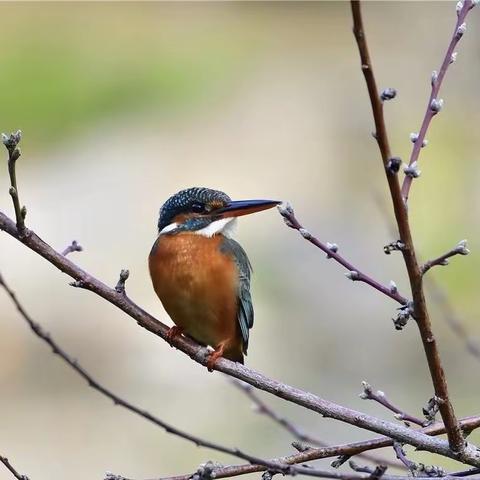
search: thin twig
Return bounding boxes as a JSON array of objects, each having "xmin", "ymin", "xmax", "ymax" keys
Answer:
[
  {"xmin": 0, "ymin": 271, "xmax": 297, "ymax": 478},
  {"xmin": 112, "ymin": 415, "xmax": 480, "ymax": 480},
  {"xmin": 421, "ymin": 241, "xmax": 470, "ymax": 275},
  {"xmin": 232, "ymin": 379, "xmax": 402, "ymax": 469},
  {"xmin": 360, "ymin": 382, "xmax": 426, "ymax": 427},
  {"xmin": 1, "ymin": 211, "xmax": 478, "ymax": 464},
  {"xmin": 115, "ymin": 269, "xmax": 130, "ymax": 295},
  {"xmin": 392, "ymin": 443, "xmax": 417, "ymax": 474},
  {"xmin": 62, "ymin": 240, "xmax": 83, "ymax": 256},
  {"xmin": 277, "ymin": 203, "xmax": 408, "ymax": 305},
  {"xmin": 401, "ymin": 0, "xmax": 476, "ymax": 202},
  {"xmin": 0, "ymin": 455, "xmax": 29, "ymax": 480},
  {"xmin": 374, "ymin": 194, "xmax": 480, "ymax": 365},
  {"xmin": 2, "ymin": 130, "xmax": 26, "ymax": 235},
  {"xmin": 351, "ymin": 0, "xmax": 464, "ymax": 453},
  {"xmin": 106, "ymin": 469, "xmax": 480, "ymax": 480},
  {"xmin": 4, "ymin": 271, "xmax": 477, "ymax": 480}
]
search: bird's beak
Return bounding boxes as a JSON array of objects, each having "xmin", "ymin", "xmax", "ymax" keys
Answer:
[{"xmin": 214, "ymin": 199, "xmax": 281, "ymax": 218}]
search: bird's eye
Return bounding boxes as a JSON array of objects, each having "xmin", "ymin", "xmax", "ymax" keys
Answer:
[{"xmin": 191, "ymin": 202, "xmax": 205, "ymax": 213}]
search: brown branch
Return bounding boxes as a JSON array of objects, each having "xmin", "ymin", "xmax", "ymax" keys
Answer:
[
  {"xmin": 360, "ymin": 382, "xmax": 426, "ymax": 427},
  {"xmin": 277, "ymin": 203, "xmax": 408, "ymax": 305},
  {"xmin": 232, "ymin": 379, "xmax": 402, "ymax": 469},
  {"xmin": 1, "ymin": 211, "xmax": 477, "ymax": 465},
  {"xmin": 0, "ymin": 455, "xmax": 29, "ymax": 480},
  {"xmin": 374, "ymin": 195, "xmax": 480, "ymax": 365},
  {"xmin": 401, "ymin": 0, "xmax": 476, "ymax": 203},
  {"xmin": 2, "ymin": 131, "xmax": 26, "ymax": 235},
  {"xmin": 350, "ymin": 0, "xmax": 464, "ymax": 453},
  {"xmin": 421, "ymin": 241, "xmax": 470, "ymax": 275}
]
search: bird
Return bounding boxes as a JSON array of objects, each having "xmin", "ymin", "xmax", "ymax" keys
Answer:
[{"xmin": 149, "ymin": 187, "xmax": 280, "ymax": 370}]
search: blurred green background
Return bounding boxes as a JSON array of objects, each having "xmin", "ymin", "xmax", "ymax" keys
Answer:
[{"xmin": 1, "ymin": 2, "xmax": 479, "ymax": 479}]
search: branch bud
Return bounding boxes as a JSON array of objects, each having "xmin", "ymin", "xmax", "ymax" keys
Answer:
[
  {"xmin": 431, "ymin": 70, "xmax": 438, "ymax": 86},
  {"xmin": 386, "ymin": 156, "xmax": 402, "ymax": 174},
  {"xmin": 456, "ymin": 239, "xmax": 470, "ymax": 255},
  {"xmin": 345, "ymin": 270, "xmax": 360, "ymax": 281},
  {"xmin": 380, "ymin": 87, "xmax": 397, "ymax": 101},
  {"xmin": 430, "ymin": 98, "xmax": 444, "ymax": 114},
  {"xmin": 450, "ymin": 52, "xmax": 458, "ymax": 64},
  {"xmin": 456, "ymin": 22, "xmax": 467, "ymax": 39},
  {"xmin": 404, "ymin": 162, "xmax": 421, "ymax": 179},
  {"xmin": 299, "ymin": 228, "xmax": 312, "ymax": 240}
]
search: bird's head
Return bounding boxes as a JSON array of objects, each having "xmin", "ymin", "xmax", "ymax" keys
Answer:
[{"xmin": 157, "ymin": 187, "xmax": 280, "ymax": 237}]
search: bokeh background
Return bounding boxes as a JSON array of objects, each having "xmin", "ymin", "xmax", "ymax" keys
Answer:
[{"xmin": 1, "ymin": 2, "xmax": 479, "ymax": 479}]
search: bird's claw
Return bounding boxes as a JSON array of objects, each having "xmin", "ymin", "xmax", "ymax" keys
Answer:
[{"xmin": 166, "ymin": 326, "xmax": 184, "ymax": 346}]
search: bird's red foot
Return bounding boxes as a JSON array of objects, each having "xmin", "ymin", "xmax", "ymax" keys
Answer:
[
  {"xmin": 166, "ymin": 326, "xmax": 184, "ymax": 345},
  {"xmin": 206, "ymin": 345, "xmax": 225, "ymax": 372}
]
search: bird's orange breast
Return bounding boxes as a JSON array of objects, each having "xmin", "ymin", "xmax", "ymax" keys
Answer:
[{"xmin": 149, "ymin": 233, "xmax": 243, "ymax": 360}]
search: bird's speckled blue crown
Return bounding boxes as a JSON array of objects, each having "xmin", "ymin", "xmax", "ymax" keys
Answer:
[{"xmin": 158, "ymin": 187, "xmax": 231, "ymax": 232}]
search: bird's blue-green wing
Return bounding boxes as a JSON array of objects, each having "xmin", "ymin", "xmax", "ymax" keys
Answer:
[{"xmin": 220, "ymin": 237, "xmax": 253, "ymax": 353}]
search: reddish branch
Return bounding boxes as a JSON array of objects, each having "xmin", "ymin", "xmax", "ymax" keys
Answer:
[
  {"xmin": 359, "ymin": 382, "xmax": 425, "ymax": 427},
  {"xmin": 401, "ymin": 0, "xmax": 476, "ymax": 202},
  {"xmin": 350, "ymin": 0, "xmax": 465, "ymax": 453},
  {"xmin": 277, "ymin": 203, "xmax": 407, "ymax": 305},
  {"xmin": 421, "ymin": 241, "xmax": 470, "ymax": 275}
]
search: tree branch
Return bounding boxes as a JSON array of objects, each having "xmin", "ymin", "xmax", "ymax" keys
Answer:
[
  {"xmin": 2, "ymin": 131, "xmax": 26, "ymax": 235},
  {"xmin": 0, "ymin": 270, "xmax": 300, "ymax": 478},
  {"xmin": 421, "ymin": 241, "xmax": 470, "ymax": 275},
  {"xmin": 0, "ymin": 455, "xmax": 29, "ymax": 480},
  {"xmin": 350, "ymin": 0, "xmax": 464, "ymax": 453},
  {"xmin": 232, "ymin": 379, "xmax": 402, "ymax": 469},
  {"xmin": 61, "ymin": 240, "xmax": 83, "ymax": 256},
  {"xmin": 277, "ymin": 203, "xmax": 407, "ymax": 305},
  {"xmin": 401, "ymin": 0, "xmax": 477, "ymax": 203},
  {"xmin": 0, "ymin": 210, "xmax": 479, "ymax": 465},
  {"xmin": 359, "ymin": 382, "xmax": 426, "ymax": 427}
]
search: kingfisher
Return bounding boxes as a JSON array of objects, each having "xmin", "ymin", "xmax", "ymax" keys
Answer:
[{"xmin": 149, "ymin": 187, "xmax": 280, "ymax": 370}]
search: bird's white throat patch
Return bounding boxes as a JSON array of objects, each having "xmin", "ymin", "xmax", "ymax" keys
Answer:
[
  {"xmin": 159, "ymin": 217, "xmax": 237, "ymax": 238},
  {"xmin": 195, "ymin": 217, "xmax": 237, "ymax": 238}
]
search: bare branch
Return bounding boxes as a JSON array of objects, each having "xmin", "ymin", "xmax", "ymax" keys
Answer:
[
  {"xmin": 61, "ymin": 240, "xmax": 83, "ymax": 256},
  {"xmin": 0, "ymin": 271, "xmax": 299, "ymax": 478},
  {"xmin": 232, "ymin": 379, "xmax": 401, "ymax": 469},
  {"xmin": 421, "ymin": 240, "xmax": 470, "ymax": 275},
  {"xmin": 401, "ymin": 0, "xmax": 477, "ymax": 202},
  {"xmin": 277, "ymin": 203, "xmax": 408, "ymax": 305},
  {"xmin": 115, "ymin": 269, "xmax": 130, "ymax": 295},
  {"xmin": 107, "ymin": 415, "xmax": 480, "ymax": 480},
  {"xmin": 351, "ymin": 0, "xmax": 464, "ymax": 452},
  {"xmin": 0, "ymin": 455, "xmax": 29, "ymax": 480},
  {"xmin": 1, "ymin": 210, "xmax": 479, "ymax": 464},
  {"xmin": 359, "ymin": 382, "xmax": 426, "ymax": 427},
  {"xmin": 2, "ymin": 130, "xmax": 26, "ymax": 235},
  {"xmin": 393, "ymin": 442, "xmax": 445, "ymax": 477}
]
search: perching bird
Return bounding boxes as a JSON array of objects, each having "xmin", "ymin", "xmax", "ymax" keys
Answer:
[{"xmin": 149, "ymin": 187, "xmax": 279, "ymax": 369}]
